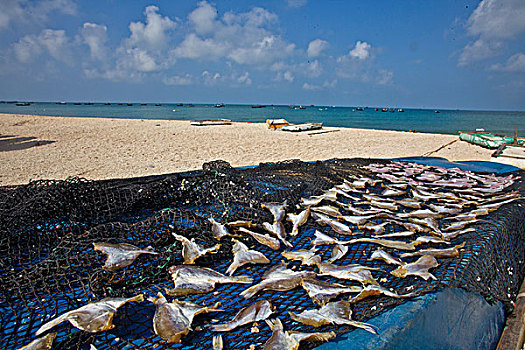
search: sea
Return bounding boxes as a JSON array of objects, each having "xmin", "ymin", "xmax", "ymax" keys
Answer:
[{"xmin": 1, "ymin": 102, "xmax": 524, "ymax": 137}]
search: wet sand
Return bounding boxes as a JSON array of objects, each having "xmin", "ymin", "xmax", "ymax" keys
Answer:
[{"xmin": 0, "ymin": 113, "xmax": 494, "ymax": 185}]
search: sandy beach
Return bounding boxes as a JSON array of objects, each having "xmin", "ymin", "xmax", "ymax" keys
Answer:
[{"xmin": 0, "ymin": 113, "xmax": 494, "ymax": 185}]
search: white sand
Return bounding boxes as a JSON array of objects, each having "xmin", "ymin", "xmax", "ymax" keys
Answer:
[{"xmin": 0, "ymin": 113, "xmax": 494, "ymax": 185}]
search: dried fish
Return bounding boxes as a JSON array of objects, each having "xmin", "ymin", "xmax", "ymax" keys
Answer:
[
  {"xmin": 226, "ymin": 240, "xmax": 270, "ymax": 275},
  {"xmin": 381, "ymin": 188, "xmax": 406, "ymax": 197},
  {"xmin": 312, "ymin": 205, "xmax": 342, "ymax": 218},
  {"xmin": 311, "ymin": 230, "xmax": 349, "ymax": 246},
  {"xmin": 442, "ymin": 220, "xmax": 477, "ymax": 232},
  {"xmin": 329, "ymin": 187, "xmax": 360, "ymax": 201},
  {"xmin": 282, "ymin": 249, "xmax": 321, "ymax": 266},
  {"xmin": 209, "ymin": 218, "xmax": 234, "ymax": 240},
  {"xmin": 393, "ymin": 220, "xmax": 430, "ymax": 233},
  {"xmin": 316, "ymin": 261, "xmax": 379, "ymax": 285},
  {"xmin": 413, "ymin": 236, "xmax": 450, "ymax": 246},
  {"xmin": 369, "ymin": 200, "xmax": 398, "ymax": 211},
  {"xmin": 263, "ymin": 222, "xmax": 292, "ymax": 247},
  {"xmin": 350, "ymin": 284, "xmax": 414, "ymax": 303},
  {"xmin": 395, "ymin": 198, "xmax": 423, "ymax": 209},
  {"xmin": 213, "ymin": 335, "xmax": 223, "ymax": 350},
  {"xmin": 167, "ymin": 266, "xmax": 252, "ymax": 296},
  {"xmin": 328, "ymin": 244, "xmax": 349, "ymax": 263},
  {"xmin": 368, "ymin": 249, "xmax": 403, "ymax": 265},
  {"xmin": 36, "ymin": 295, "xmax": 144, "ymax": 335},
  {"xmin": 287, "ymin": 208, "xmax": 310, "ymax": 236},
  {"xmin": 149, "ymin": 293, "xmax": 221, "ymax": 343},
  {"xmin": 480, "ymin": 197, "xmax": 520, "ymax": 210},
  {"xmin": 301, "ymin": 278, "xmax": 362, "ymax": 305},
  {"xmin": 426, "ymin": 204, "xmax": 462, "ymax": 215},
  {"xmin": 226, "ymin": 220, "xmax": 255, "ymax": 228},
  {"xmin": 289, "ymin": 300, "xmax": 377, "ymax": 334},
  {"xmin": 337, "ymin": 202, "xmax": 383, "ymax": 215},
  {"xmin": 340, "ymin": 214, "xmax": 375, "ymax": 226},
  {"xmin": 374, "ymin": 230, "xmax": 415, "ymax": 238},
  {"xmin": 391, "ymin": 255, "xmax": 438, "ymax": 280},
  {"xmin": 408, "ymin": 217, "xmax": 441, "ymax": 233},
  {"xmin": 212, "ymin": 300, "xmax": 274, "ymax": 332},
  {"xmin": 398, "ymin": 209, "xmax": 443, "ymax": 219},
  {"xmin": 18, "ymin": 333, "xmax": 56, "ymax": 350},
  {"xmin": 441, "ymin": 228, "xmax": 475, "ymax": 241},
  {"xmin": 263, "ymin": 318, "xmax": 335, "ymax": 350},
  {"xmin": 400, "ymin": 242, "xmax": 466, "ymax": 259},
  {"xmin": 359, "ymin": 221, "xmax": 390, "ymax": 235},
  {"xmin": 93, "ymin": 242, "xmax": 158, "ymax": 271},
  {"xmin": 172, "ymin": 233, "xmax": 221, "ymax": 264},
  {"xmin": 261, "ymin": 200, "xmax": 287, "ymax": 223},
  {"xmin": 411, "ymin": 189, "xmax": 440, "ymax": 201},
  {"xmin": 238, "ymin": 227, "xmax": 281, "ymax": 250},
  {"xmin": 347, "ymin": 237, "xmax": 416, "ymax": 251},
  {"xmin": 240, "ymin": 264, "xmax": 317, "ymax": 299},
  {"xmin": 312, "ymin": 212, "xmax": 354, "ymax": 235}
]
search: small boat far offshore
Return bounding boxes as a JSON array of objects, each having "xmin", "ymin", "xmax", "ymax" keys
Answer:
[
  {"xmin": 398, "ymin": 108, "xmax": 404, "ymax": 112},
  {"xmin": 252, "ymin": 105, "xmax": 266, "ymax": 108}
]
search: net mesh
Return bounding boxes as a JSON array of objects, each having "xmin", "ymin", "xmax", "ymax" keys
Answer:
[{"xmin": 1, "ymin": 158, "xmax": 524, "ymax": 349}]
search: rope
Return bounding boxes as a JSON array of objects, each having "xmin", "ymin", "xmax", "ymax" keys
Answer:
[{"xmin": 421, "ymin": 138, "xmax": 459, "ymax": 157}]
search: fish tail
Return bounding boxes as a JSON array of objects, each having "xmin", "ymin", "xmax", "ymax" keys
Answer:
[{"xmin": 231, "ymin": 275, "xmax": 253, "ymax": 284}]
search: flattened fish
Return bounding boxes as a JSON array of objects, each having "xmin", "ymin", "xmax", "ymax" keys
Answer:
[
  {"xmin": 350, "ymin": 284, "xmax": 414, "ymax": 303},
  {"xmin": 359, "ymin": 221, "xmax": 390, "ymax": 235},
  {"xmin": 316, "ymin": 261, "xmax": 379, "ymax": 285},
  {"xmin": 368, "ymin": 249, "xmax": 403, "ymax": 265},
  {"xmin": 226, "ymin": 240, "xmax": 270, "ymax": 275},
  {"xmin": 240, "ymin": 264, "xmax": 316, "ymax": 299},
  {"xmin": 36, "ymin": 294, "xmax": 144, "ymax": 335},
  {"xmin": 301, "ymin": 278, "xmax": 362, "ymax": 305},
  {"xmin": 442, "ymin": 220, "xmax": 477, "ymax": 232},
  {"xmin": 149, "ymin": 293, "xmax": 221, "ymax": 343},
  {"xmin": 347, "ymin": 238, "xmax": 416, "ymax": 251},
  {"xmin": 167, "ymin": 266, "xmax": 252, "ymax": 296},
  {"xmin": 312, "ymin": 205, "xmax": 342, "ymax": 218},
  {"xmin": 311, "ymin": 230, "xmax": 349, "ymax": 246},
  {"xmin": 408, "ymin": 217, "xmax": 441, "ymax": 233},
  {"xmin": 381, "ymin": 188, "xmax": 406, "ymax": 197},
  {"xmin": 172, "ymin": 233, "xmax": 221, "ymax": 264},
  {"xmin": 398, "ymin": 209, "xmax": 443, "ymax": 219},
  {"xmin": 263, "ymin": 222, "xmax": 292, "ymax": 247},
  {"xmin": 374, "ymin": 230, "xmax": 415, "ymax": 238},
  {"xmin": 312, "ymin": 212, "xmax": 354, "ymax": 235},
  {"xmin": 238, "ymin": 227, "xmax": 280, "ymax": 250},
  {"xmin": 226, "ymin": 220, "xmax": 255, "ymax": 228},
  {"xmin": 209, "ymin": 218, "xmax": 234, "ymax": 240},
  {"xmin": 289, "ymin": 300, "xmax": 377, "ymax": 334},
  {"xmin": 391, "ymin": 255, "xmax": 438, "ymax": 280},
  {"xmin": 328, "ymin": 244, "xmax": 348, "ymax": 263},
  {"xmin": 282, "ymin": 249, "xmax": 321, "ymax": 266},
  {"xmin": 340, "ymin": 214, "xmax": 376, "ymax": 226},
  {"xmin": 400, "ymin": 242, "xmax": 466, "ymax": 259},
  {"xmin": 337, "ymin": 202, "xmax": 383, "ymax": 216},
  {"xmin": 18, "ymin": 333, "xmax": 56, "ymax": 350},
  {"xmin": 93, "ymin": 242, "xmax": 158, "ymax": 270},
  {"xmin": 413, "ymin": 236, "xmax": 450, "ymax": 246},
  {"xmin": 261, "ymin": 200, "xmax": 287, "ymax": 223},
  {"xmin": 211, "ymin": 300, "xmax": 274, "ymax": 332},
  {"xmin": 441, "ymin": 228, "xmax": 475, "ymax": 241},
  {"xmin": 263, "ymin": 318, "xmax": 335, "ymax": 350},
  {"xmin": 395, "ymin": 198, "xmax": 423, "ymax": 209},
  {"xmin": 287, "ymin": 208, "xmax": 310, "ymax": 236}
]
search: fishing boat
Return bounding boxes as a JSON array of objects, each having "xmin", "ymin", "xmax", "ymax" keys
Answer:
[
  {"xmin": 214, "ymin": 103, "xmax": 225, "ymax": 108},
  {"xmin": 491, "ymin": 145, "xmax": 525, "ymax": 169},
  {"xmin": 190, "ymin": 119, "xmax": 232, "ymax": 126},
  {"xmin": 398, "ymin": 108, "xmax": 404, "ymax": 112},
  {"xmin": 459, "ymin": 131, "xmax": 523, "ymax": 149},
  {"xmin": 356, "ymin": 107, "xmax": 364, "ymax": 111},
  {"xmin": 266, "ymin": 119, "xmax": 289, "ymax": 129},
  {"xmin": 252, "ymin": 105, "xmax": 266, "ymax": 108},
  {"xmin": 281, "ymin": 123, "xmax": 323, "ymax": 132}
]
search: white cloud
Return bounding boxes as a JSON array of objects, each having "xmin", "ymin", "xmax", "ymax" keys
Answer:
[
  {"xmin": 490, "ymin": 53, "xmax": 525, "ymax": 72},
  {"xmin": 202, "ymin": 70, "xmax": 223, "ymax": 85},
  {"xmin": 80, "ymin": 23, "xmax": 108, "ymax": 61},
  {"xmin": 459, "ymin": 0, "xmax": 525, "ymax": 65},
  {"xmin": 287, "ymin": 0, "xmax": 307, "ymax": 8},
  {"xmin": 349, "ymin": 41, "xmax": 371, "ymax": 60},
  {"xmin": 128, "ymin": 5, "xmax": 176, "ymax": 52},
  {"xmin": 173, "ymin": 2, "xmax": 294, "ymax": 67},
  {"xmin": 0, "ymin": 0, "xmax": 76, "ymax": 31},
  {"xmin": 376, "ymin": 69, "xmax": 394, "ymax": 85},
  {"xmin": 163, "ymin": 74, "xmax": 193, "ymax": 85},
  {"xmin": 302, "ymin": 82, "xmax": 321, "ymax": 90},
  {"xmin": 189, "ymin": 1, "xmax": 218, "ymax": 35},
  {"xmin": 236, "ymin": 71, "xmax": 252, "ymax": 85},
  {"xmin": 302, "ymin": 80, "xmax": 336, "ymax": 91},
  {"xmin": 307, "ymin": 39, "xmax": 329, "ymax": 58},
  {"xmin": 13, "ymin": 29, "xmax": 71, "ymax": 64}
]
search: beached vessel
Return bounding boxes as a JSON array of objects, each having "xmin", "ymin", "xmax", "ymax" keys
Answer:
[
  {"xmin": 281, "ymin": 123, "xmax": 323, "ymax": 132},
  {"xmin": 491, "ymin": 145, "xmax": 525, "ymax": 169},
  {"xmin": 266, "ymin": 119, "xmax": 289, "ymax": 129},
  {"xmin": 459, "ymin": 131, "xmax": 523, "ymax": 149},
  {"xmin": 190, "ymin": 119, "xmax": 232, "ymax": 126}
]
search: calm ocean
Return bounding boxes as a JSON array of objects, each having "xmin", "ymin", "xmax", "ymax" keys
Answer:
[{"xmin": 2, "ymin": 102, "xmax": 524, "ymax": 137}]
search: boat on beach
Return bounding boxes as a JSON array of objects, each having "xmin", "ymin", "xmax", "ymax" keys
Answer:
[
  {"xmin": 459, "ymin": 131, "xmax": 523, "ymax": 149},
  {"xmin": 190, "ymin": 119, "xmax": 232, "ymax": 126},
  {"xmin": 281, "ymin": 122, "xmax": 323, "ymax": 132},
  {"xmin": 491, "ymin": 145, "xmax": 525, "ymax": 169},
  {"xmin": 266, "ymin": 118, "xmax": 289, "ymax": 129}
]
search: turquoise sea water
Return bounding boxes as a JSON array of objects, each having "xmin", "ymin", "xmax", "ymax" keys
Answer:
[{"xmin": 1, "ymin": 102, "xmax": 524, "ymax": 137}]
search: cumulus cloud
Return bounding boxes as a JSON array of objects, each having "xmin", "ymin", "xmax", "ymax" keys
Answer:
[
  {"xmin": 173, "ymin": 2, "xmax": 295, "ymax": 67},
  {"xmin": 0, "ymin": 0, "xmax": 76, "ymax": 31},
  {"xmin": 13, "ymin": 29, "xmax": 71, "ymax": 64},
  {"xmin": 459, "ymin": 0, "xmax": 525, "ymax": 66},
  {"xmin": 80, "ymin": 23, "xmax": 108, "ymax": 61},
  {"xmin": 349, "ymin": 41, "xmax": 371, "ymax": 60},
  {"xmin": 307, "ymin": 39, "xmax": 329, "ymax": 58},
  {"xmin": 490, "ymin": 53, "xmax": 525, "ymax": 72},
  {"xmin": 128, "ymin": 5, "xmax": 176, "ymax": 52}
]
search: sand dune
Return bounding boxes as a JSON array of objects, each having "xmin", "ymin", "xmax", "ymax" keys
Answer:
[{"xmin": 0, "ymin": 113, "xmax": 494, "ymax": 185}]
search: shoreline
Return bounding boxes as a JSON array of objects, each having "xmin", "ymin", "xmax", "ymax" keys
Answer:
[{"xmin": 0, "ymin": 113, "xmax": 494, "ymax": 186}]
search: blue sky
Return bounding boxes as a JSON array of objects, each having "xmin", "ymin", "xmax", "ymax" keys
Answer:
[{"xmin": 0, "ymin": 0, "xmax": 524, "ymax": 110}]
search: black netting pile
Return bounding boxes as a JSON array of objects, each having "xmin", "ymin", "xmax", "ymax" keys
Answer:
[{"xmin": 1, "ymin": 158, "xmax": 524, "ymax": 349}]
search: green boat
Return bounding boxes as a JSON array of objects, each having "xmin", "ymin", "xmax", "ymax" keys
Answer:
[{"xmin": 459, "ymin": 131, "xmax": 523, "ymax": 149}]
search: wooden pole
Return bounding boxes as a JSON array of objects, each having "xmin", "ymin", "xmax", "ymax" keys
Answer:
[{"xmin": 515, "ymin": 125, "xmax": 518, "ymax": 145}]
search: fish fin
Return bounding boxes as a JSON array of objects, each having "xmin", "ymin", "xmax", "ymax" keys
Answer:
[{"xmin": 35, "ymin": 311, "xmax": 73, "ymax": 335}]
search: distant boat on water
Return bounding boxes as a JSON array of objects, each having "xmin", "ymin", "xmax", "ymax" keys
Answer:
[
  {"xmin": 155, "ymin": 104, "xmax": 162, "ymax": 106},
  {"xmin": 252, "ymin": 105, "xmax": 266, "ymax": 108},
  {"xmin": 104, "ymin": 102, "xmax": 111, "ymax": 105},
  {"xmin": 299, "ymin": 106, "xmax": 306, "ymax": 109},
  {"xmin": 398, "ymin": 108, "xmax": 404, "ymax": 112},
  {"xmin": 435, "ymin": 110, "xmax": 440, "ymax": 113},
  {"xmin": 187, "ymin": 104, "xmax": 195, "ymax": 107},
  {"xmin": 381, "ymin": 108, "xmax": 388, "ymax": 112},
  {"xmin": 356, "ymin": 107, "xmax": 364, "ymax": 111},
  {"xmin": 127, "ymin": 103, "xmax": 133, "ymax": 106},
  {"xmin": 16, "ymin": 102, "xmax": 31, "ymax": 106},
  {"xmin": 56, "ymin": 101, "xmax": 66, "ymax": 105},
  {"xmin": 214, "ymin": 103, "xmax": 225, "ymax": 108}
]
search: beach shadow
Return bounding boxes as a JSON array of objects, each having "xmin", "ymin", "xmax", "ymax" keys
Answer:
[{"xmin": 0, "ymin": 135, "xmax": 55, "ymax": 152}]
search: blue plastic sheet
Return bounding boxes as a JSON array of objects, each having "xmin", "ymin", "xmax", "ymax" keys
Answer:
[{"xmin": 316, "ymin": 288, "xmax": 505, "ymax": 350}]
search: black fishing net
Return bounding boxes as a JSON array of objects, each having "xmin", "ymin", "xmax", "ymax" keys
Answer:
[{"xmin": 1, "ymin": 158, "xmax": 524, "ymax": 349}]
